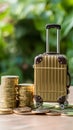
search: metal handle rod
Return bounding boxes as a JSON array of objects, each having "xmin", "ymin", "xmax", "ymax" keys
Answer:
[
  {"xmin": 57, "ymin": 29, "xmax": 60, "ymax": 53},
  {"xmin": 46, "ymin": 27, "xmax": 60, "ymax": 53},
  {"xmin": 46, "ymin": 24, "xmax": 61, "ymax": 53},
  {"xmin": 46, "ymin": 29, "xmax": 49, "ymax": 53}
]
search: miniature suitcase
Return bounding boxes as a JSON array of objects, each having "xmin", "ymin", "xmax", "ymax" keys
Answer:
[{"xmin": 34, "ymin": 24, "xmax": 71, "ymax": 107}]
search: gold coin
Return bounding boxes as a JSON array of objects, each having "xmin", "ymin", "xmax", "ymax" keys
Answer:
[
  {"xmin": 32, "ymin": 108, "xmax": 49, "ymax": 114},
  {"xmin": 13, "ymin": 107, "xmax": 32, "ymax": 115},
  {"xmin": 14, "ymin": 111, "xmax": 34, "ymax": 115},
  {"xmin": 46, "ymin": 110, "xmax": 61, "ymax": 116},
  {"xmin": 0, "ymin": 108, "xmax": 13, "ymax": 115}
]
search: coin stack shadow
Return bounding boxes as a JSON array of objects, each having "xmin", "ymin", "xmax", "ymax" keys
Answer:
[
  {"xmin": 16, "ymin": 84, "xmax": 34, "ymax": 108},
  {"xmin": 0, "ymin": 76, "xmax": 19, "ymax": 109}
]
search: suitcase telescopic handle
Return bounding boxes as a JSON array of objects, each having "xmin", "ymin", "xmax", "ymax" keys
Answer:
[
  {"xmin": 46, "ymin": 24, "xmax": 61, "ymax": 53},
  {"xmin": 46, "ymin": 24, "xmax": 61, "ymax": 29}
]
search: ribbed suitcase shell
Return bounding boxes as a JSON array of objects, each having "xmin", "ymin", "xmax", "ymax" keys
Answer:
[{"xmin": 34, "ymin": 53, "xmax": 67, "ymax": 102}]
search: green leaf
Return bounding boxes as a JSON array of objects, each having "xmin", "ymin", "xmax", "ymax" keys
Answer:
[
  {"xmin": 51, "ymin": 0, "xmax": 61, "ymax": 4},
  {"xmin": 49, "ymin": 3, "xmax": 66, "ymax": 24},
  {"xmin": 10, "ymin": 2, "xmax": 24, "ymax": 20},
  {"xmin": 34, "ymin": 10, "xmax": 52, "ymax": 31},
  {"xmin": 67, "ymin": 50, "xmax": 73, "ymax": 59},
  {"xmin": 62, "ymin": 11, "xmax": 73, "ymax": 37},
  {"xmin": 0, "ymin": 37, "xmax": 7, "ymax": 59},
  {"xmin": 0, "ymin": 0, "xmax": 17, "ymax": 3},
  {"xmin": 18, "ymin": 0, "xmax": 46, "ymax": 4},
  {"xmin": 2, "ymin": 23, "xmax": 14, "ymax": 36},
  {"xmin": 0, "ymin": 21, "xmax": 6, "ymax": 28},
  {"xmin": 0, "ymin": 7, "xmax": 10, "ymax": 20},
  {"xmin": 61, "ymin": 0, "xmax": 73, "ymax": 7},
  {"xmin": 19, "ymin": 3, "xmax": 46, "ymax": 19}
]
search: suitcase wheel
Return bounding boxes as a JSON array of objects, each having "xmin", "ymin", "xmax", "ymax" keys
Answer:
[
  {"xmin": 59, "ymin": 100, "xmax": 68, "ymax": 109},
  {"xmin": 57, "ymin": 96, "xmax": 68, "ymax": 109},
  {"xmin": 57, "ymin": 96, "xmax": 66, "ymax": 104},
  {"xmin": 59, "ymin": 104, "xmax": 65, "ymax": 109},
  {"xmin": 33, "ymin": 95, "xmax": 43, "ymax": 108},
  {"xmin": 64, "ymin": 100, "xmax": 68, "ymax": 107}
]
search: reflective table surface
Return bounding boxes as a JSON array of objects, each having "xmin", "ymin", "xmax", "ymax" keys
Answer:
[{"xmin": 0, "ymin": 87, "xmax": 73, "ymax": 130}]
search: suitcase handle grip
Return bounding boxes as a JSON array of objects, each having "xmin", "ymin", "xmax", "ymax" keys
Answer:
[
  {"xmin": 67, "ymin": 72, "xmax": 71, "ymax": 88},
  {"xmin": 46, "ymin": 24, "xmax": 61, "ymax": 29},
  {"xmin": 46, "ymin": 24, "xmax": 61, "ymax": 53}
]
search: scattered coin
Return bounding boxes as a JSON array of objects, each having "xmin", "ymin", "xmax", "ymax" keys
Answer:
[
  {"xmin": 13, "ymin": 107, "xmax": 32, "ymax": 115},
  {"xmin": 46, "ymin": 110, "xmax": 61, "ymax": 116},
  {"xmin": 0, "ymin": 108, "xmax": 13, "ymax": 115},
  {"xmin": 32, "ymin": 107, "xmax": 50, "ymax": 115}
]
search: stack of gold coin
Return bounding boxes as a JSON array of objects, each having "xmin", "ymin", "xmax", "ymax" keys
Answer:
[
  {"xmin": 17, "ymin": 84, "xmax": 34, "ymax": 108},
  {"xmin": 15, "ymin": 85, "xmax": 20, "ymax": 107},
  {"xmin": 0, "ymin": 75, "xmax": 19, "ymax": 109},
  {"xmin": 0, "ymin": 108, "xmax": 13, "ymax": 115}
]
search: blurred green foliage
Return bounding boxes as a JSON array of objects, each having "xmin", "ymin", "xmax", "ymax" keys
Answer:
[{"xmin": 0, "ymin": 0, "xmax": 73, "ymax": 84}]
